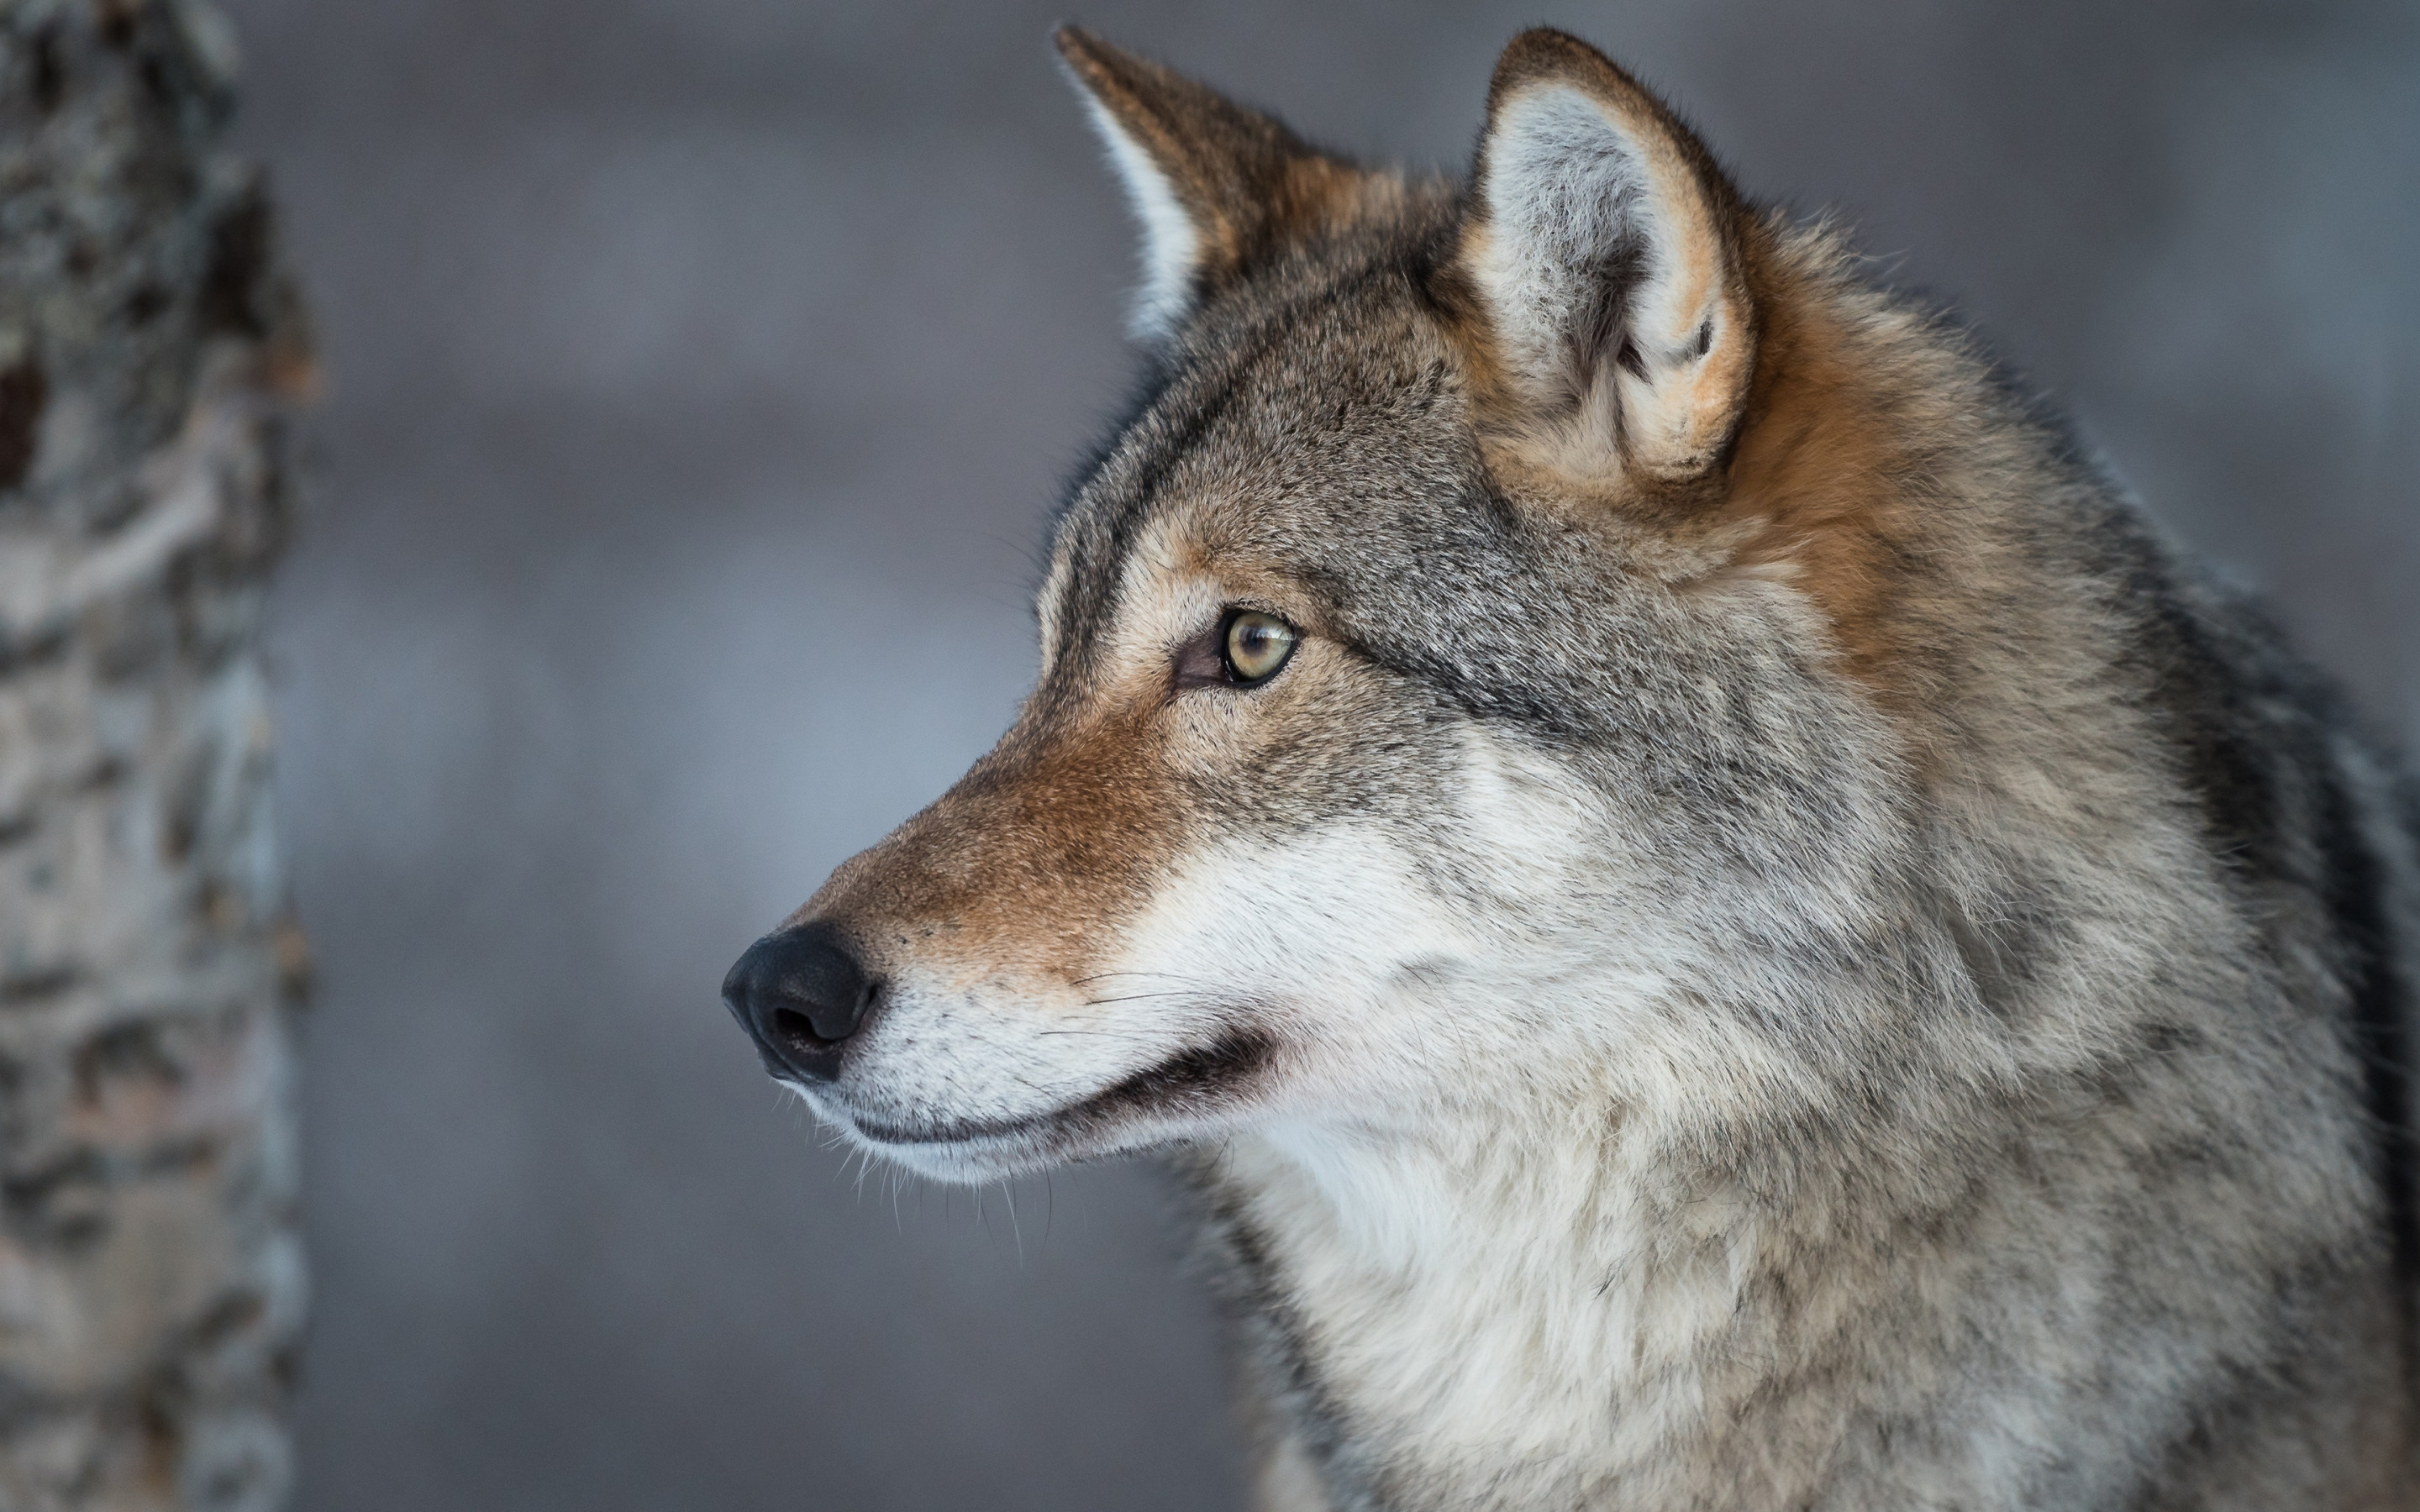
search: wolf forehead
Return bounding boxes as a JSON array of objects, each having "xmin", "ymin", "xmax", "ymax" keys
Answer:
[
  {"xmin": 1043, "ymin": 228, "xmax": 1460, "ymax": 634},
  {"xmin": 1036, "ymin": 222, "xmax": 1670, "ymax": 745}
]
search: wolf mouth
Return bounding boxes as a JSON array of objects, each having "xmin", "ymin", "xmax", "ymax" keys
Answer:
[{"xmin": 842, "ymin": 1029, "xmax": 1277, "ymax": 1150}]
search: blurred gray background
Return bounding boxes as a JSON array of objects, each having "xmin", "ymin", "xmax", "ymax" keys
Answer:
[{"xmin": 209, "ymin": 1, "xmax": 2418, "ymax": 1508}]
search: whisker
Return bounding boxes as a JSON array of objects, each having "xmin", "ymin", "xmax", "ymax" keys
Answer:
[
  {"xmin": 1067, "ymin": 969, "xmax": 1223, "ymax": 989},
  {"xmin": 1039, "ymin": 1020, "xmax": 1171, "ymax": 1037}
]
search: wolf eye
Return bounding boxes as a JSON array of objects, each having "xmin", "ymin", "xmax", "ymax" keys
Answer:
[{"xmin": 1222, "ymin": 611, "xmax": 1297, "ymax": 685}]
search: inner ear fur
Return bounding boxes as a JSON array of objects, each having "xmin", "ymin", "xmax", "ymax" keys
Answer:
[
  {"xmin": 1055, "ymin": 26, "xmax": 1369, "ymax": 341},
  {"xmin": 1456, "ymin": 29, "xmax": 1758, "ymax": 488}
]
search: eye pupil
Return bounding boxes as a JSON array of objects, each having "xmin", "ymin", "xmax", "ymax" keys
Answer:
[{"xmin": 1222, "ymin": 611, "xmax": 1297, "ymax": 685}]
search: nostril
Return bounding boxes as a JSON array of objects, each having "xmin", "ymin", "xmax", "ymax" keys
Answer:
[{"xmin": 770, "ymin": 1005, "xmax": 831, "ymax": 1052}]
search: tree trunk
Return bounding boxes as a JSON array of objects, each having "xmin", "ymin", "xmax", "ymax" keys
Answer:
[{"xmin": 0, "ymin": 2, "xmax": 311, "ymax": 1508}]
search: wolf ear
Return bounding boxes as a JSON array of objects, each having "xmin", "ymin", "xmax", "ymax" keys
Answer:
[
  {"xmin": 1459, "ymin": 30, "xmax": 1756, "ymax": 484},
  {"xmin": 1055, "ymin": 26, "xmax": 1360, "ymax": 342}
]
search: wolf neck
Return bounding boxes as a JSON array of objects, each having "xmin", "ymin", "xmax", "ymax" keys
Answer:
[{"xmin": 1198, "ymin": 1104, "xmax": 1755, "ymax": 1510}]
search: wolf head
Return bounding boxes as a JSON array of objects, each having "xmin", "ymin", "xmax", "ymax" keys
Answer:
[{"xmin": 726, "ymin": 28, "xmax": 1983, "ymax": 1184}]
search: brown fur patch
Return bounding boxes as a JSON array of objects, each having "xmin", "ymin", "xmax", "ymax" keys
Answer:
[
  {"xmin": 799, "ymin": 689, "xmax": 1191, "ymax": 1000},
  {"xmin": 1715, "ymin": 219, "xmax": 1973, "ymax": 720}
]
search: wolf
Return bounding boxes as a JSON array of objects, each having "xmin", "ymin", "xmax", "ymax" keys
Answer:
[{"xmin": 723, "ymin": 25, "xmax": 2420, "ymax": 1510}]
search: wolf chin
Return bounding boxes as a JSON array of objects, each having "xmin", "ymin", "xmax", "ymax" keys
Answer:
[{"xmin": 722, "ymin": 27, "xmax": 2420, "ymax": 1510}]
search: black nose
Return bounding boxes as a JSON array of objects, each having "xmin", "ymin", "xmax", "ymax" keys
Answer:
[{"xmin": 721, "ymin": 923, "xmax": 881, "ymax": 1084}]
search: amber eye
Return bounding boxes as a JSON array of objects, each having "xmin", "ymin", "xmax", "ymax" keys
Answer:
[{"xmin": 1221, "ymin": 611, "xmax": 1297, "ymax": 685}]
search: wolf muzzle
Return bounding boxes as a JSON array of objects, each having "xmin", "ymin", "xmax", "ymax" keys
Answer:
[{"xmin": 722, "ymin": 921, "xmax": 881, "ymax": 1084}]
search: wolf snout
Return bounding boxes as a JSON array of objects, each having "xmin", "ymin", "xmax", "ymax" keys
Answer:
[{"xmin": 722, "ymin": 923, "xmax": 881, "ymax": 1084}]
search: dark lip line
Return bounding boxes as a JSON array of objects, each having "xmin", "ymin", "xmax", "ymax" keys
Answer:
[{"xmin": 839, "ymin": 1029, "xmax": 1278, "ymax": 1149}]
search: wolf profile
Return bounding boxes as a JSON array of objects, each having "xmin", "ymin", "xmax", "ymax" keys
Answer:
[{"xmin": 723, "ymin": 26, "xmax": 2420, "ymax": 1509}]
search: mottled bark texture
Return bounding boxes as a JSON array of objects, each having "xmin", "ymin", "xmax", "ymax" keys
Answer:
[{"xmin": 0, "ymin": 2, "xmax": 311, "ymax": 1508}]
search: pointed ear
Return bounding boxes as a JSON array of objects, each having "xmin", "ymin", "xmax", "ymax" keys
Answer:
[
  {"xmin": 1459, "ymin": 30, "xmax": 1756, "ymax": 484},
  {"xmin": 1055, "ymin": 26, "xmax": 1362, "ymax": 342}
]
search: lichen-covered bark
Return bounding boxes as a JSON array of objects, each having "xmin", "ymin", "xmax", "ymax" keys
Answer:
[{"xmin": 0, "ymin": 2, "xmax": 310, "ymax": 1508}]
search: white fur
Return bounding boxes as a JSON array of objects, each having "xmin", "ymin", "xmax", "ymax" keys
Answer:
[
  {"xmin": 1077, "ymin": 93, "xmax": 1201, "ymax": 342},
  {"xmin": 1478, "ymin": 88, "xmax": 1659, "ymax": 378}
]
